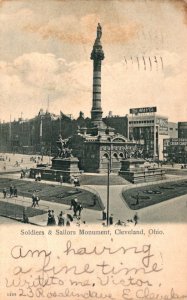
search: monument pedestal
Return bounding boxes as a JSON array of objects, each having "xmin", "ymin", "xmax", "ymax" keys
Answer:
[
  {"xmin": 30, "ymin": 156, "xmax": 80, "ymax": 183},
  {"xmin": 51, "ymin": 157, "xmax": 80, "ymax": 181},
  {"xmin": 119, "ymin": 158, "xmax": 165, "ymax": 183}
]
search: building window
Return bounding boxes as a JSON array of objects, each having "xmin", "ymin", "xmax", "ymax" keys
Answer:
[
  {"xmin": 103, "ymin": 153, "xmax": 109, "ymax": 159},
  {"xmin": 113, "ymin": 153, "xmax": 118, "ymax": 159}
]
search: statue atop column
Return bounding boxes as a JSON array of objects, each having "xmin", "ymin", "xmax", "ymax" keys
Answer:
[{"xmin": 97, "ymin": 23, "xmax": 102, "ymax": 40}]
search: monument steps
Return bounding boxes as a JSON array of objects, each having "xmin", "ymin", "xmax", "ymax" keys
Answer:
[{"xmin": 79, "ymin": 173, "xmax": 130, "ymax": 186}]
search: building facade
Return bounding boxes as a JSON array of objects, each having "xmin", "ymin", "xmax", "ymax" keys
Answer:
[
  {"xmin": 163, "ymin": 138, "xmax": 187, "ymax": 163},
  {"xmin": 168, "ymin": 122, "xmax": 178, "ymax": 139},
  {"xmin": 128, "ymin": 107, "xmax": 169, "ymax": 160},
  {"xmin": 103, "ymin": 113, "xmax": 128, "ymax": 138},
  {"xmin": 178, "ymin": 122, "xmax": 187, "ymax": 139}
]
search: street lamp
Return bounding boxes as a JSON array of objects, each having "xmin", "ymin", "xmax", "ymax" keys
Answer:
[
  {"xmin": 107, "ymin": 160, "xmax": 110, "ymax": 226},
  {"xmin": 106, "ymin": 139, "xmax": 112, "ymax": 226}
]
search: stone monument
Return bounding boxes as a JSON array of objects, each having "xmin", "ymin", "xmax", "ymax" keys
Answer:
[
  {"xmin": 51, "ymin": 135, "xmax": 80, "ymax": 181},
  {"xmin": 119, "ymin": 158, "xmax": 166, "ymax": 183},
  {"xmin": 30, "ymin": 135, "xmax": 80, "ymax": 182}
]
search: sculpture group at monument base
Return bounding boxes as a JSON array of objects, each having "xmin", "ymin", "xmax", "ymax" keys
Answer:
[{"xmin": 119, "ymin": 158, "xmax": 166, "ymax": 184}]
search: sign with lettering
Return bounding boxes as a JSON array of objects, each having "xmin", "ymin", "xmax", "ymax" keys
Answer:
[
  {"xmin": 129, "ymin": 107, "xmax": 157, "ymax": 114},
  {"xmin": 165, "ymin": 138, "xmax": 187, "ymax": 146},
  {"xmin": 156, "ymin": 118, "xmax": 168, "ymax": 135}
]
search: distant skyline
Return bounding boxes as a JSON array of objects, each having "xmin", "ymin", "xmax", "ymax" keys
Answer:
[{"xmin": 0, "ymin": 0, "xmax": 187, "ymax": 122}]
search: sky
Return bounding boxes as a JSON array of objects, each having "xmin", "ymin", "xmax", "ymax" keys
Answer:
[{"xmin": 0, "ymin": 0, "xmax": 187, "ymax": 122}]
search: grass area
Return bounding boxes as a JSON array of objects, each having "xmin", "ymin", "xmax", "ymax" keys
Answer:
[
  {"xmin": 0, "ymin": 201, "xmax": 46, "ymax": 219},
  {"xmin": 122, "ymin": 180, "xmax": 187, "ymax": 210},
  {"xmin": 0, "ymin": 178, "xmax": 104, "ymax": 211}
]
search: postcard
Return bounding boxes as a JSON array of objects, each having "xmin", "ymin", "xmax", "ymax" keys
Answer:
[{"xmin": 0, "ymin": 0, "xmax": 187, "ymax": 299}]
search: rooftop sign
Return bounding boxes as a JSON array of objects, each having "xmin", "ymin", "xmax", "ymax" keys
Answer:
[{"xmin": 130, "ymin": 106, "xmax": 157, "ymax": 114}]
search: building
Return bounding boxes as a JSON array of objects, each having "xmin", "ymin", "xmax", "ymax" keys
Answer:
[
  {"xmin": 163, "ymin": 138, "xmax": 187, "ymax": 163},
  {"xmin": 178, "ymin": 122, "xmax": 187, "ymax": 139},
  {"xmin": 103, "ymin": 113, "xmax": 128, "ymax": 138},
  {"xmin": 128, "ymin": 107, "xmax": 169, "ymax": 160},
  {"xmin": 168, "ymin": 122, "xmax": 178, "ymax": 139},
  {"xmin": 0, "ymin": 111, "xmax": 81, "ymax": 154}
]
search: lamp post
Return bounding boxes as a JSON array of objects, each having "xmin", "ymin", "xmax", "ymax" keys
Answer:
[
  {"xmin": 106, "ymin": 140, "xmax": 112, "ymax": 226},
  {"xmin": 107, "ymin": 160, "xmax": 110, "ymax": 226}
]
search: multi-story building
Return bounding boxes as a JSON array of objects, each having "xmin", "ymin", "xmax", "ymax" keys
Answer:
[
  {"xmin": 163, "ymin": 138, "xmax": 187, "ymax": 163},
  {"xmin": 128, "ymin": 107, "xmax": 169, "ymax": 160},
  {"xmin": 168, "ymin": 122, "xmax": 178, "ymax": 139},
  {"xmin": 178, "ymin": 122, "xmax": 187, "ymax": 139},
  {"xmin": 103, "ymin": 113, "xmax": 128, "ymax": 138}
]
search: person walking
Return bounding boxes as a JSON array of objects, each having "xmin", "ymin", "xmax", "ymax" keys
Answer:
[
  {"xmin": 31, "ymin": 193, "xmax": 36, "ymax": 207},
  {"xmin": 9, "ymin": 185, "xmax": 14, "ymax": 198},
  {"xmin": 35, "ymin": 195, "xmax": 40, "ymax": 207},
  {"xmin": 3, "ymin": 188, "xmax": 7, "ymax": 199},
  {"xmin": 136, "ymin": 192, "xmax": 140, "ymax": 206},
  {"xmin": 133, "ymin": 213, "xmax": 139, "ymax": 226},
  {"xmin": 51, "ymin": 210, "xmax": 56, "ymax": 225},
  {"xmin": 60, "ymin": 175, "xmax": 63, "ymax": 185},
  {"xmin": 58, "ymin": 211, "xmax": 65, "ymax": 226},
  {"xmin": 109, "ymin": 214, "xmax": 113, "ymax": 225},
  {"xmin": 13, "ymin": 186, "xmax": 18, "ymax": 197},
  {"xmin": 102, "ymin": 210, "xmax": 107, "ymax": 220},
  {"xmin": 77, "ymin": 203, "xmax": 83, "ymax": 217},
  {"xmin": 47, "ymin": 210, "xmax": 53, "ymax": 226}
]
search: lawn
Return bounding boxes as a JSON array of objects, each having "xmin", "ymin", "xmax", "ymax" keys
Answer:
[
  {"xmin": 0, "ymin": 201, "xmax": 46, "ymax": 219},
  {"xmin": 122, "ymin": 180, "xmax": 187, "ymax": 210},
  {"xmin": 0, "ymin": 178, "xmax": 104, "ymax": 211}
]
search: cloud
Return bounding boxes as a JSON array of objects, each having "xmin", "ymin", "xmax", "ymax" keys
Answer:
[
  {"xmin": 23, "ymin": 13, "xmax": 140, "ymax": 45},
  {"xmin": 0, "ymin": 49, "xmax": 187, "ymax": 123}
]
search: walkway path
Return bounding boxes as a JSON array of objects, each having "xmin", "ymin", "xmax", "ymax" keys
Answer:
[{"xmin": 85, "ymin": 174, "xmax": 187, "ymax": 224}]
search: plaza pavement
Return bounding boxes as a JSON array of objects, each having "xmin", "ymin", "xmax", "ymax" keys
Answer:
[
  {"xmin": 0, "ymin": 152, "xmax": 187, "ymax": 225},
  {"xmin": 88, "ymin": 177, "xmax": 187, "ymax": 224},
  {"xmin": 1, "ymin": 174, "xmax": 187, "ymax": 226}
]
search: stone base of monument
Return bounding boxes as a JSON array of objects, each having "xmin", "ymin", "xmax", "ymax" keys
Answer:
[
  {"xmin": 30, "ymin": 157, "xmax": 80, "ymax": 183},
  {"xmin": 119, "ymin": 158, "xmax": 166, "ymax": 184}
]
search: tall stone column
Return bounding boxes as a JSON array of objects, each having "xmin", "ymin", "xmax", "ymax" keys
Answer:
[{"xmin": 91, "ymin": 23, "xmax": 105, "ymax": 125}]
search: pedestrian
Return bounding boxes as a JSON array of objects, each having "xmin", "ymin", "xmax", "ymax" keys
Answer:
[
  {"xmin": 47, "ymin": 210, "xmax": 53, "ymax": 226},
  {"xmin": 60, "ymin": 175, "xmax": 63, "ymax": 185},
  {"xmin": 3, "ymin": 188, "xmax": 7, "ymax": 199},
  {"xmin": 58, "ymin": 211, "xmax": 64, "ymax": 226},
  {"xmin": 76, "ymin": 203, "xmax": 83, "ymax": 217},
  {"xmin": 35, "ymin": 173, "xmax": 38, "ymax": 181},
  {"xmin": 116, "ymin": 220, "xmax": 123, "ymax": 226},
  {"xmin": 13, "ymin": 186, "xmax": 18, "ymax": 197},
  {"xmin": 102, "ymin": 210, "xmax": 106, "ymax": 220},
  {"xmin": 23, "ymin": 208, "xmax": 29, "ymax": 223},
  {"xmin": 136, "ymin": 192, "xmax": 140, "ymax": 206},
  {"xmin": 10, "ymin": 185, "xmax": 14, "ymax": 197},
  {"xmin": 74, "ymin": 177, "xmax": 80, "ymax": 187},
  {"xmin": 51, "ymin": 210, "xmax": 56, "ymax": 225},
  {"xmin": 35, "ymin": 195, "xmax": 40, "ymax": 207},
  {"xmin": 133, "ymin": 213, "xmax": 139, "ymax": 226},
  {"xmin": 31, "ymin": 193, "xmax": 36, "ymax": 207},
  {"xmin": 38, "ymin": 172, "xmax": 41, "ymax": 181},
  {"xmin": 109, "ymin": 214, "xmax": 113, "ymax": 225}
]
